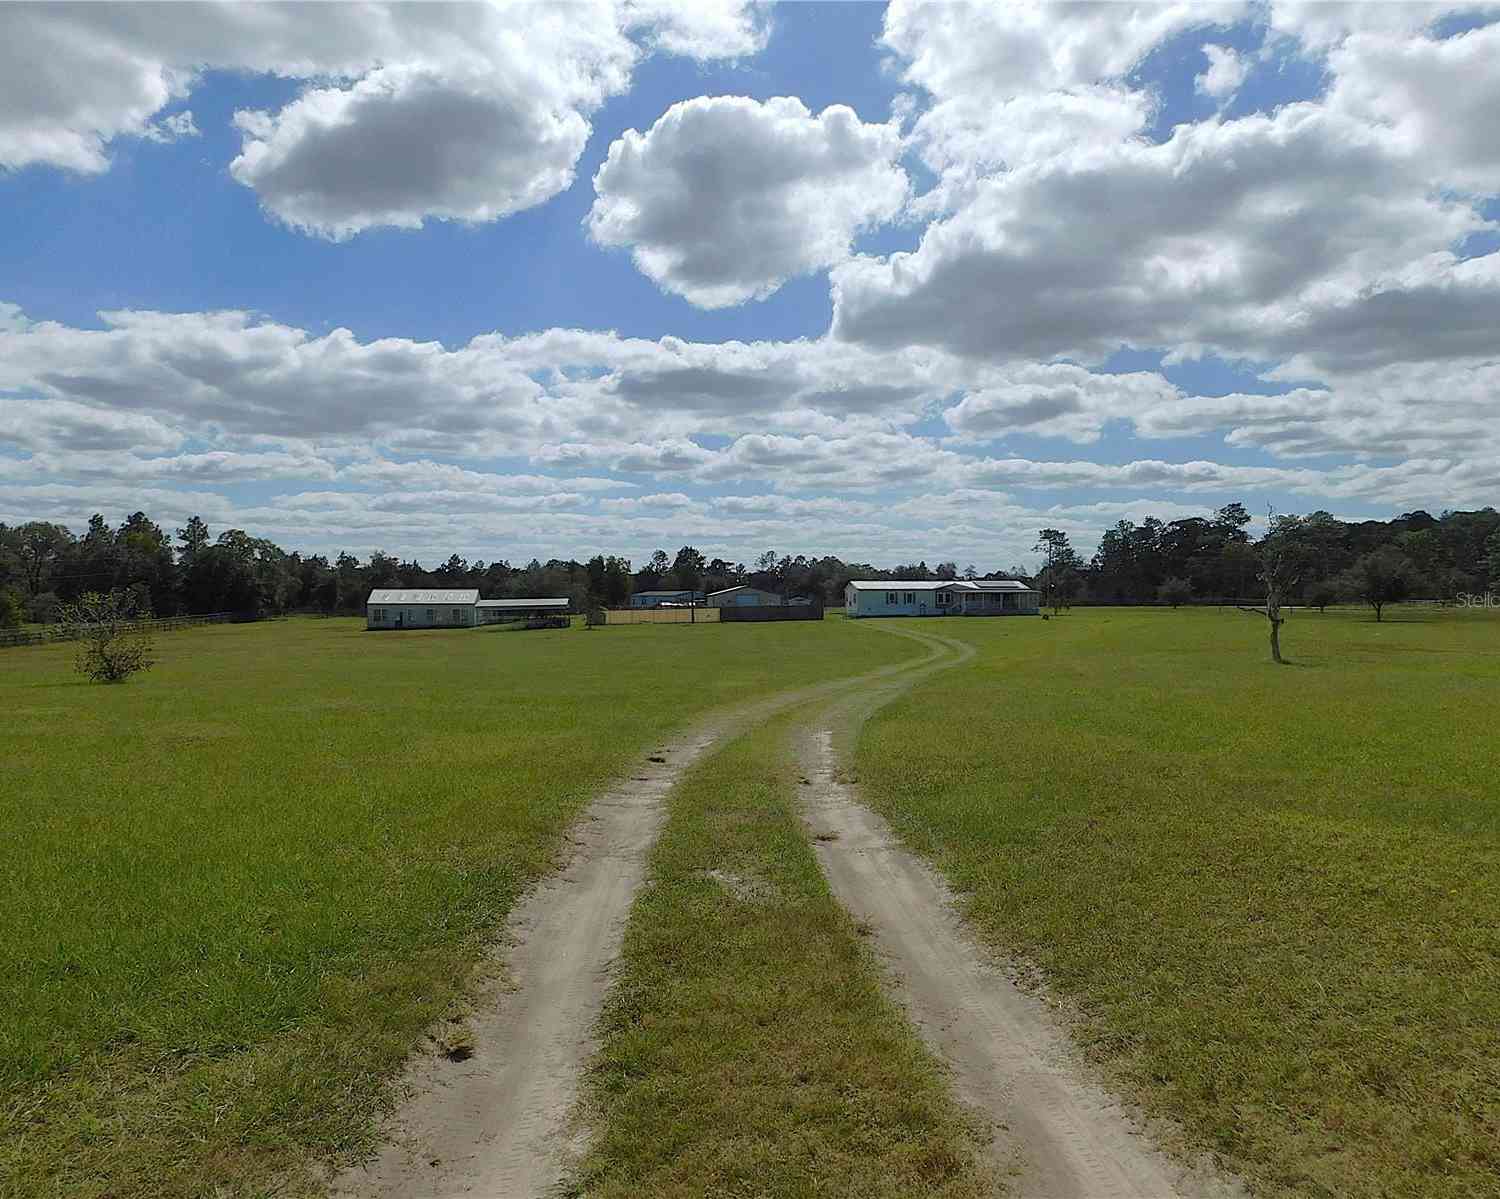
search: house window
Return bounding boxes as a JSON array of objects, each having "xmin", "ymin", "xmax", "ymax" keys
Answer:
[
  {"xmin": 425, "ymin": 608, "xmax": 434, "ymax": 621},
  {"xmin": 373, "ymin": 608, "xmax": 385, "ymax": 621},
  {"xmin": 905, "ymin": 592, "xmax": 915, "ymax": 604},
  {"xmin": 452, "ymin": 608, "xmax": 462, "ymax": 622},
  {"xmin": 886, "ymin": 591, "xmax": 897, "ymax": 604},
  {"xmin": 936, "ymin": 592, "xmax": 950, "ymax": 607}
]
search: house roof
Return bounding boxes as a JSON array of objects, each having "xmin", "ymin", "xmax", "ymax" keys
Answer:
[
  {"xmin": 708, "ymin": 585, "xmax": 776, "ymax": 597},
  {"xmin": 846, "ymin": 579, "xmax": 1038, "ymax": 593},
  {"xmin": 475, "ymin": 597, "xmax": 569, "ymax": 609},
  {"xmin": 633, "ymin": 589, "xmax": 698, "ymax": 596},
  {"xmin": 367, "ymin": 589, "xmax": 479, "ymax": 605}
]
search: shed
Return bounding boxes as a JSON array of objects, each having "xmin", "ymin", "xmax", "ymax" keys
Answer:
[
  {"xmin": 628, "ymin": 589, "xmax": 705, "ymax": 608},
  {"xmin": 707, "ymin": 585, "xmax": 784, "ymax": 608}
]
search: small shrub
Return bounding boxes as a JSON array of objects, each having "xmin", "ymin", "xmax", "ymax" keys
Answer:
[{"xmin": 60, "ymin": 591, "xmax": 157, "ymax": 684}]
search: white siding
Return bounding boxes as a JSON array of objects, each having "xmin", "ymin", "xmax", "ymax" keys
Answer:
[
  {"xmin": 367, "ymin": 603, "xmax": 475, "ymax": 629},
  {"xmin": 846, "ymin": 587, "xmax": 941, "ymax": 617}
]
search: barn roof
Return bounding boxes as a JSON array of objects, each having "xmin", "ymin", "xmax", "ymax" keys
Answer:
[
  {"xmin": 367, "ymin": 589, "xmax": 480, "ymax": 605},
  {"xmin": 475, "ymin": 597, "xmax": 570, "ymax": 609},
  {"xmin": 707, "ymin": 584, "xmax": 776, "ymax": 597}
]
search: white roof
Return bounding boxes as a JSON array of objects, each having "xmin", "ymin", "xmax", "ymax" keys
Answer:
[
  {"xmin": 475, "ymin": 597, "xmax": 569, "ymax": 609},
  {"xmin": 847, "ymin": 579, "xmax": 1037, "ymax": 593},
  {"xmin": 367, "ymin": 589, "xmax": 479, "ymax": 605},
  {"xmin": 964, "ymin": 579, "xmax": 1038, "ymax": 592},
  {"xmin": 708, "ymin": 585, "xmax": 776, "ymax": 597}
]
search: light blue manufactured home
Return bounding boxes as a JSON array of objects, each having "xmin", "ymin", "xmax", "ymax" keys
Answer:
[{"xmin": 844, "ymin": 579, "xmax": 1040, "ymax": 618}]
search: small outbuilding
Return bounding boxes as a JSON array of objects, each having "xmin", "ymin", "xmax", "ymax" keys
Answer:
[
  {"xmin": 367, "ymin": 590, "xmax": 570, "ymax": 630},
  {"xmin": 367, "ymin": 589, "xmax": 480, "ymax": 629},
  {"xmin": 707, "ymin": 585, "xmax": 784, "ymax": 608},
  {"xmin": 628, "ymin": 589, "xmax": 704, "ymax": 608},
  {"xmin": 844, "ymin": 579, "xmax": 1040, "ymax": 618}
]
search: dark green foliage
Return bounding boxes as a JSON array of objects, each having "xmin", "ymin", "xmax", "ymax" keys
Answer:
[
  {"xmin": 1157, "ymin": 576, "xmax": 1193, "ymax": 607},
  {"xmin": 1340, "ymin": 547, "xmax": 1418, "ymax": 621},
  {"xmin": 0, "ymin": 588, "xmax": 22, "ymax": 630},
  {"xmin": 1306, "ymin": 580, "xmax": 1340, "ymax": 611}
]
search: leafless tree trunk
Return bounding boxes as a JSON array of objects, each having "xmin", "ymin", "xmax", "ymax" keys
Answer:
[{"xmin": 1239, "ymin": 546, "xmax": 1298, "ymax": 665}]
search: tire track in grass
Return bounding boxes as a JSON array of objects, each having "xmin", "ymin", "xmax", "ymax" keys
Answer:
[
  {"xmin": 800, "ymin": 624, "xmax": 1245, "ymax": 1199},
  {"xmin": 335, "ymin": 639, "xmax": 952, "ymax": 1199},
  {"xmin": 571, "ymin": 648, "xmax": 996, "ymax": 1197}
]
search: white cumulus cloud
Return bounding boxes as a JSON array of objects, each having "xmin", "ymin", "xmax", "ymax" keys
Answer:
[{"xmin": 588, "ymin": 96, "xmax": 908, "ymax": 307}]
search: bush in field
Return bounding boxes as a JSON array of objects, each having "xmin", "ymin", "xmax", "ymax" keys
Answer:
[
  {"xmin": 61, "ymin": 591, "xmax": 156, "ymax": 683},
  {"xmin": 0, "ymin": 587, "xmax": 22, "ymax": 629},
  {"xmin": 1306, "ymin": 581, "xmax": 1339, "ymax": 612},
  {"xmin": 1157, "ymin": 577, "xmax": 1193, "ymax": 608}
]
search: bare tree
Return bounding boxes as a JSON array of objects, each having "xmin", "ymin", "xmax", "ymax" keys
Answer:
[
  {"xmin": 60, "ymin": 591, "xmax": 156, "ymax": 683},
  {"xmin": 1239, "ymin": 515, "xmax": 1299, "ymax": 664}
]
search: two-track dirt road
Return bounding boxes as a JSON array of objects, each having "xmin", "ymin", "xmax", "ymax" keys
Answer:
[{"xmin": 337, "ymin": 624, "xmax": 1239, "ymax": 1198}]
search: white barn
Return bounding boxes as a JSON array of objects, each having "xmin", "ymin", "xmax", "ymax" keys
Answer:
[
  {"xmin": 367, "ymin": 590, "xmax": 572, "ymax": 629},
  {"xmin": 845, "ymin": 579, "xmax": 1040, "ymax": 618},
  {"xmin": 367, "ymin": 589, "xmax": 480, "ymax": 629},
  {"xmin": 707, "ymin": 585, "xmax": 784, "ymax": 607}
]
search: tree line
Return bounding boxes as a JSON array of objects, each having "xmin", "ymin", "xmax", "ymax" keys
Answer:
[
  {"xmin": 1034, "ymin": 503, "xmax": 1500, "ymax": 611},
  {"xmin": 2, "ymin": 503, "xmax": 1497, "ymax": 628}
]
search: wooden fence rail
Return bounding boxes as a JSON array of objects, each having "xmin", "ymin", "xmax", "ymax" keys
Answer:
[{"xmin": 0, "ymin": 612, "xmax": 242, "ymax": 650}]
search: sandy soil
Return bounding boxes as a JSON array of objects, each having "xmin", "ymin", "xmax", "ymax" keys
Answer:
[{"xmin": 799, "ymin": 626, "xmax": 1244, "ymax": 1199}]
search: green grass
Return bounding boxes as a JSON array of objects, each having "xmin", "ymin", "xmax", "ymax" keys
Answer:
[
  {"xmin": 0, "ymin": 616, "xmax": 910, "ymax": 1197},
  {"xmin": 856, "ymin": 606, "xmax": 1500, "ymax": 1199},
  {"xmin": 576, "ymin": 708, "xmax": 993, "ymax": 1198}
]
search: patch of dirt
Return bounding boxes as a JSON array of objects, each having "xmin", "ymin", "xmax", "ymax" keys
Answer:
[{"xmin": 701, "ymin": 868, "xmax": 776, "ymax": 903}]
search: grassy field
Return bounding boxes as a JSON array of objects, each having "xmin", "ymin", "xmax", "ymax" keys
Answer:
[
  {"xmin": 0, "ymin": 615, "xmax": 911, "ymax": 1197},
  {"xmin": 577, "ymin": 708, "xmax": 993, "ymax": 1198},
  {"xmin": 857, "ymin": 606, "xmax": 1500, "ymax": 1199}
]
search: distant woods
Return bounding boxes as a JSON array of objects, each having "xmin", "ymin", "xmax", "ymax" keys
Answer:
[
  {"xmin": 1024, "ymin": 504, "xmax": 1500, "ymax": 616},
  {"xmin": 1, "ymin": 503, "xmax": 1497, "ymax": 625}
]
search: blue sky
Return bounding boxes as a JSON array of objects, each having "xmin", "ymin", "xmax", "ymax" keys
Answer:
[{"xmin": 2, "ymin": 1, "xmax": 1498, "ymax": 569}]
